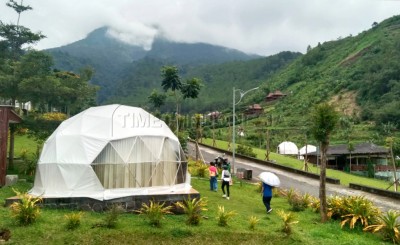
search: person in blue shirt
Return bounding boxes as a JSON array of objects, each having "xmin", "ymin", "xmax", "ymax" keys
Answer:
[{"xmin": 262, "ymin": 182, "xmax": 273, "ymax": 213}]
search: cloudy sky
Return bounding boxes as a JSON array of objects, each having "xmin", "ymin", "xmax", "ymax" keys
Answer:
[{"xmin": 1, "ymin": 0, "xmax": 400, "ymax": 56}]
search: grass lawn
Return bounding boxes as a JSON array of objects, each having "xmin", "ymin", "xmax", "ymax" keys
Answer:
[
  {"xmin": 201, "ymin": 138, "xmax": 396, "ymax": 191},
  {"xmin": 0, "ymin": 178, "xmax": 388, "ymax": 245}
]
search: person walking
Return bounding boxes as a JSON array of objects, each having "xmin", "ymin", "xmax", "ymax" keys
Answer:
[
  {"xmin": 209, "ymin": 162, "xmax": 218, "ymax": 191},
  {"xmin": 221, "ymin": 165, "xmax": 231, "ymax": 200},
  {"xmin": 262, "ymin": 182, "xmax": 273, "ymax": 213}
]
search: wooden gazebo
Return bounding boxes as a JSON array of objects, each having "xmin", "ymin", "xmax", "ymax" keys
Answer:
[{"xmin": 0, "ymin": 106, "xmax": 22, "ymax": 186}]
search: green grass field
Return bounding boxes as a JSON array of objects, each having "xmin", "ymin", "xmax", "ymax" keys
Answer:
[{"xmin": 0, "ymin": 178, "xmax": 388, "ymax": 245}]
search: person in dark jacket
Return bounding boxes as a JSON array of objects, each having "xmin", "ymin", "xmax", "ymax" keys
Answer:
[{"xmin": 262, "ymin": 182, "xmax": 273, "ymax": 213}]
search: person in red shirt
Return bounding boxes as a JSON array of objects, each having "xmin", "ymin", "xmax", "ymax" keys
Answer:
[{"xmin": 209, "ymin": 162, "xmax": 218, "ymax": 191}]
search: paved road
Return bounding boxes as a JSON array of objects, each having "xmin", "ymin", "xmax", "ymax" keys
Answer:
[{"xmin": 188, "ymin": 142, "xmax": 399, "ymax": 212}]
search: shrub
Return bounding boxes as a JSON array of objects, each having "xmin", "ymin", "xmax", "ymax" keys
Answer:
[
  {"xmin": 340, "ymin": 196, "xmax": 380, "ymax": 229},
  {"xmin": 236, "ymin": 145, "xmax": 256, "ymax": 158},
  {"xmin": 255, "ymin": 182, "xmax": 262, "ymax": 193},
  {"xmin": 196, "ymin": 164, "xmax": 209, "ymax": 177},
  {"xmin": 282, "ymin": 188, "xmax": 308, "ymax": 212},
  {"xmin": 309, "ymin": 196, "xmax": 320, "ymax": 213},
  {"xmin": 64, "ymin": 212, "xmax": 83, "ymax": 230},
  {"xmin": 248, "ymin": 216, "xmax": 260, "ymax": 230},
  {"xmin": 216, "ymin": 205, "xmax": 236, "ymax": 227},
  {"xmin": 188, "ymin": 159, "xmax": 208, "ymax": 177},
  {"xmin": 9, "ymin": 190, "xmax": 42, "ymax": 226},
  {"xmin": 327, "ymin": 195, "xmax": 346, "ymax": 219},
  {"xmin": 137, "ymin": 200, "xmax": 173, "ymax": 227},
  {"xmin": 364, "ymin": 210, "xmax": 400, "ymax": 244},
  {"xmin": 40, "ymin": 112, "xmax": 68, "ymax": 121},
  {"xmin": 277, "ymin": 210, "xmax": 298, "ymax": 235},
  {"xmin": 103, "ymin": 204, "xmax": 124, "ymax": 228},
  {"xmin": 175, "ymin": 197, "xmax": 207, "ymax": 226}
]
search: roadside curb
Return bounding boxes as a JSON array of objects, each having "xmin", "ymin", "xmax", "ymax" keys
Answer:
[{"xmin": 349, "ymin": 183, "xmax": 400, "ymax": 200}]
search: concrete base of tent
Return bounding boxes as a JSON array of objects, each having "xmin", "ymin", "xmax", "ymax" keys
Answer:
[{"xmin": 5, "ymin": 188, "xmax": 200, "ymax": 212}]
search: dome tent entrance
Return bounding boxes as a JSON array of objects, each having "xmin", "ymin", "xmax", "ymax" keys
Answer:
[{"xmin": 29, "ymin": 105, "xmax": 190, "ymax": 201}]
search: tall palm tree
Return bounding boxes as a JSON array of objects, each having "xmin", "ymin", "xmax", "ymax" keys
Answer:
[
  {"xmin": 161, "ymin": 66, "xmax": 182, "ymax": 133},
  {"xmin": 310, "ymin": 103, "xmax": 339, "ymax": 222},
  {"xmin": 160, "ymin": 66, "xmax": 202, "ymax": 134}
]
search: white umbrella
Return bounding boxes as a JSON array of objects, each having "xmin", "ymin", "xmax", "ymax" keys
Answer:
[{"xmin": 258, "ymin": 172, "xmax": 280, "ymax": 187}]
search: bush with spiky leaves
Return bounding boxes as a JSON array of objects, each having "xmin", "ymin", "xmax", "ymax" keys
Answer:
[
  {"xmin": 9, "ymin": 190, "xmax": 42, "ymax": 226},
  {"xmin": 327, "ymin": 195, "xmax": 346, "ymax": 220},
  {"xmin": 137, "ymin": 200, "xmax": 173, "ymax": 227},
  {"xmin": 64, "ymin": 212, "xmax": 83, "ymax": 230},
  {"xmin": 248, "ymin": 216, "xmax": 260, "ymax": 230},
  {"xmin": 364, "ymin": 210, "xmax": 400, "ymax": 244},
  {"xmin": 340, "ymin": 196, "xmax": 380, "ymax": 229},
  {"xmin": 309, "ymin": 196, "xmax": 320, "ymax": 213},
  {"xmin": 188, "ymin": 159, "xmax": 209, "ymax": 177},
  {"xmin": 277, "ymin": 210, "xmax": 299, "ymax": 235},
  {"xmin": 216, "ymin": 205, "xmax": 236, "ymax": 227},
  {"xmin": 175, "ymin": 197, "xmax": 208, "ymax": 226}
]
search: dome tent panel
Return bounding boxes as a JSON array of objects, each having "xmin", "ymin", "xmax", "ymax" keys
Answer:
[
  {"xmin": 277, "ymin": 141, "xmax": 299, "ymax": 155},
  {"xmin": 299, "ymin": 145, "xmax": 317, "ymax": 160},
  {"xmin": 92, "ymin": 142, "xmax": 125, "ymax": 165},
  {"xmin": 30, "ymin": 163, "xmax": 69, "ymax": 197},
  {"xmin": 39, "ymin": 136, "xmax": 58, "ymax": 163},
  {"xmin": 59, "ymin": 164, "xmax": 104, "ymax": 192},
  {"xmin": 109, "ymin": 137, "xmax": 138, "ymax": 163},
  {"xmin": 127, "ymin": 136, "xmax": 159, "ymax": 163}
]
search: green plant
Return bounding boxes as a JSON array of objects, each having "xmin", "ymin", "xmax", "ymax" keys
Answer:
[
  {"xmin": 364, "ymin": 210, "xmax": 400, "ymax": 244},
  {"xmin": 277, "ymin": 210, "xmax": 299, "ymax": 235},
  {"xmin": 175, "ymin": 197, "xmax": 207, "ymax": 226},
  {"xmin": 309, "ymin": 196, "xmax": 320, "ymax": 213},
  {"xmin": 64, "ymin": 212, "xmax": 83, "ymax": 230},
  {"xmin": 255, "ymin": 182, "xmax": 262, "ymax": 193},
  {"xmin": 103, "ymin": 204, "xmax": 124, "ymax": 228},
  {"xmin": 248, "ymin": 216, "xmax": 260, "ymax": 230},
  {"xmin": 137, "ymin": 200, "xmax": 173, "ymax": 227},
  {"xmin": 9, "ymin": 189, "xmax": 42, "ymax": 226},
  {"xmin": 282, "ymin": 188, "xmax": 308, "ymax": 212},
  {"xmin": 195, "ymin": 162, "xmax": 209, "ymax": 178},
  {"xmin": 216, "ymin": 205, "xmax": 236, "ymax": 227},
  {"xmin": 327, "ymin": 195, "xmax": 346, "ymax": 219},
  {"xmin": 236, "ymin": 144, "xmax": 256, "ymax": 158},
  {"xmin": 340, "ymin": 196, "xmax": 380, "ymax": 229}
]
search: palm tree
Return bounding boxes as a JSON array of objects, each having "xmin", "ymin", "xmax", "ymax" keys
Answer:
[
  {"xmin": 160, "ymin": 66, "xmax": 202, "ymax": 134},
  {"xmin": 161, "ymin": 66, "xmax": 182, "ymax": 133},
  {"xmin": 310, "ymin": 103, "xmax": 339, "ymax": 222}
]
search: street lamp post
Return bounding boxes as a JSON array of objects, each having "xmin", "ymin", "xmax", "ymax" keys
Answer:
[{"xmin": 232, "ymin": 86, "xmax": 259, "ymax": 174}]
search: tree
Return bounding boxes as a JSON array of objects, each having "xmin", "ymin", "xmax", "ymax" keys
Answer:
[
  {"xmin": 0, "ymin": 0, "xmax": 45, "ymax": 170},
  {"xmin": 310, "ymin": 103, "xmax": 339, "ymax": 222},
  {"xmin": 160, "ymin": 65, "xmax": 202, "ymax": 134},
  {"xmin": 148, "ymin": 89, "xmax": 166, "ymax": 109}
]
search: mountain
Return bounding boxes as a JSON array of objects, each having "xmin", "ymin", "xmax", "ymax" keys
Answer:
[
  {"xmin": 243, "ymin": 15, "xmax": 400, "ymax": 143},
  {"xmin": 45, "ymin": 26, "xmax": 262, "ymax": 103}
]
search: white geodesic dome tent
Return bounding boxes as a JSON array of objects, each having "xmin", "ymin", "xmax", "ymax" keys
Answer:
[
  {"xmin": 29, "ymin": 104, "xmax": 190, "ymax": 200},
  {"xmin": 277, "ymin": 141, "xmax": 298, "ymax": 155},
  {"xmin": 298, "ymin": 145, "xmax": 317, "ymax": 160}
]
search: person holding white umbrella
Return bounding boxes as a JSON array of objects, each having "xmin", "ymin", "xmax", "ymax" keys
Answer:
[{"xmin": 259, "ymin": 172, "xmax": 280, "ymax": 214}]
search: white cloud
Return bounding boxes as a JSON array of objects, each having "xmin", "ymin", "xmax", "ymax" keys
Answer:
[{"xmin": 1, "ymin": 0, "xmax": 399, "ymax": 55}]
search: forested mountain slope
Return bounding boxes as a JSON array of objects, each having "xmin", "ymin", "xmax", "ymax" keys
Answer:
[{"xmin": 248, "ymin": 15, "xmax": 400, "ymax": 130}]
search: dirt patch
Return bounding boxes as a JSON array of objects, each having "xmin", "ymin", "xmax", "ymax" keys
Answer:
[
  {"xmin": 339, "ymin": 46, "xmax": 371, "ymax": 66},
  {"xmin": 329, "ymin": 91, "xmax": 361, "ymax": 117}
]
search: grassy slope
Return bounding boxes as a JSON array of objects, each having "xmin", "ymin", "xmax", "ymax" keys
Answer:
[
  {"xmin": 0, "ymin": 179, "xmax": 386, "ymax": 245},
  {"xmin": 201, "ymin": 138, "xmax": 395, "ymax": 191}
]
